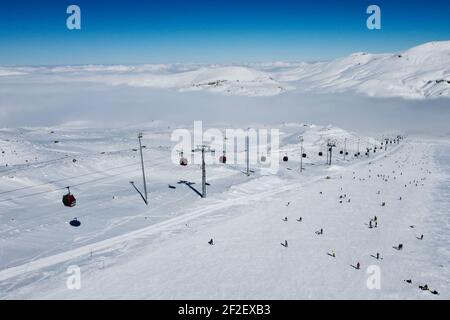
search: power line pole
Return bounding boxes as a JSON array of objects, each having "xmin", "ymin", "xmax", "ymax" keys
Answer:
[{"xmin": 138, "ymin": 132, "xmax": 148, "ymax": 205}]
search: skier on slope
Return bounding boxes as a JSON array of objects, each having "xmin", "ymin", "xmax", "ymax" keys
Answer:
[
  {"xmin": 430, "ymin": 289, "xmax": 439, "ymax": 295},
  {"xmin": 208, "ymin": 238, "xmax": 214, "ymax": 245},
  {"xmin": 419, "ymin": 284, "xmax": 429, "ymax": 291}
]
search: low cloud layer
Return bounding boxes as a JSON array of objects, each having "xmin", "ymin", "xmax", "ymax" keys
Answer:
[{"xmin": 0, "ymin": 78, "xmax": 449, "ymax": 135}]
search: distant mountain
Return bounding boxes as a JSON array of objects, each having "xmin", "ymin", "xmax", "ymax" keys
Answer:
[
  {"xmin": 274, "ymin": 41, "xmax": 450, "ymax": 99},
  {"xmin": 1, "ymin": 41, "xmax": 449, "ymax": 99}
]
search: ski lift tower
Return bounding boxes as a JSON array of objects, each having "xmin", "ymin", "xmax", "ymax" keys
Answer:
[
  {"xmin": 130, "ymin": 132, "xmax": 148, "ymax": 205},
  {"xmin": 343, "ymin": 138, "xmax": 347, "ymax": 161},
  {"xmin": 327, "ymin": 140, "xmax": 337, "ymax": 166},
  {"xmin": 193, "ymin": 145, "xmax": 214, "ymax": 198},
  {"xmin": 246, "ymin": 129, "xmax": 250, "ymax": 176},
  {"xmin": 299, "ymin": 135, "xmax": 304, "ymax": 173},
  {"xmin": 357, "ymin": 138, "xmax": 361, "ymax": 157}
]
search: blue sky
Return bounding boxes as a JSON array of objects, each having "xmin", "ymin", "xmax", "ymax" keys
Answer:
[{"xmin": 0, "ymin": 0, "xmax": 449, "ymax": 65}]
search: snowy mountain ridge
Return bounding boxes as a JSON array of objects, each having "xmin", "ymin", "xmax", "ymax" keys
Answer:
[{"xmin": 1, "ymin": 41, "xmax": 449, "ymax": 99}]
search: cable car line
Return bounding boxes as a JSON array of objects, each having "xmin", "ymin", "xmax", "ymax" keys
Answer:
[
  {"xmin": 0, "ymin": 147, "xmax": 171, "ymax": 196},
  {"xmin": 0, "ymin": 161, "xmax": 143, "ymax": 196},
  {"xmin": 0, "ymin": 166, "xmax": 146, "ymax": 204}
]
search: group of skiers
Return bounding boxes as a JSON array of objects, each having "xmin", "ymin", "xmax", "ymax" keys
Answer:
[{"xmin": 205, "ymin": 148, "xmax": 439, "ymax": 296}]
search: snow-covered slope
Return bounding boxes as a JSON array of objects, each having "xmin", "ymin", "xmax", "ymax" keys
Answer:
[
  {"xmin": 0, "ymin": 122, "xmax": 449, "ymax": 299},
  {"xmin": 1, "ymin": 41, "xmax": 449, "ymax": 99},
  {"xmin": 278, "ymin": 41, "xmax": 450, "ymax": 99}
]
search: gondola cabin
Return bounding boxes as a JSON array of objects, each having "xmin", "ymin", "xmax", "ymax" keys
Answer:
[
  {"xmin": 62, "ymin": 187, "xmax": 76, "ymax": 207},
  {"xmin": 179, "ymin": 151, "xmax": 188, "ymax": 166},
  {"xmin": 180, "ymin": 157, "xmax": 188, "ymax": 166},
  {"xmin": 261, "ymin": 155, "xmax": 266, "ymax": 162},
  {"xmin": 219, "ymin": 152, "xmax": 227, "ymax": 164}
]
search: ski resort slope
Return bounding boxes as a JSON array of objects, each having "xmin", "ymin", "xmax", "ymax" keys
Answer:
[
  {"xmin": 0, "ymin": 124, "xmax": 449, "ymax": 299},
  {"xmin": 1, "ymin": 41, "xmax": 449, "ymax": 99}
]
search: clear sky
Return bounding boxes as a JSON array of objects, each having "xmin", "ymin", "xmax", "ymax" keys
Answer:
[{"xmin": 1, "ymin": 0, "xmax": 449, "ymax": 66}]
